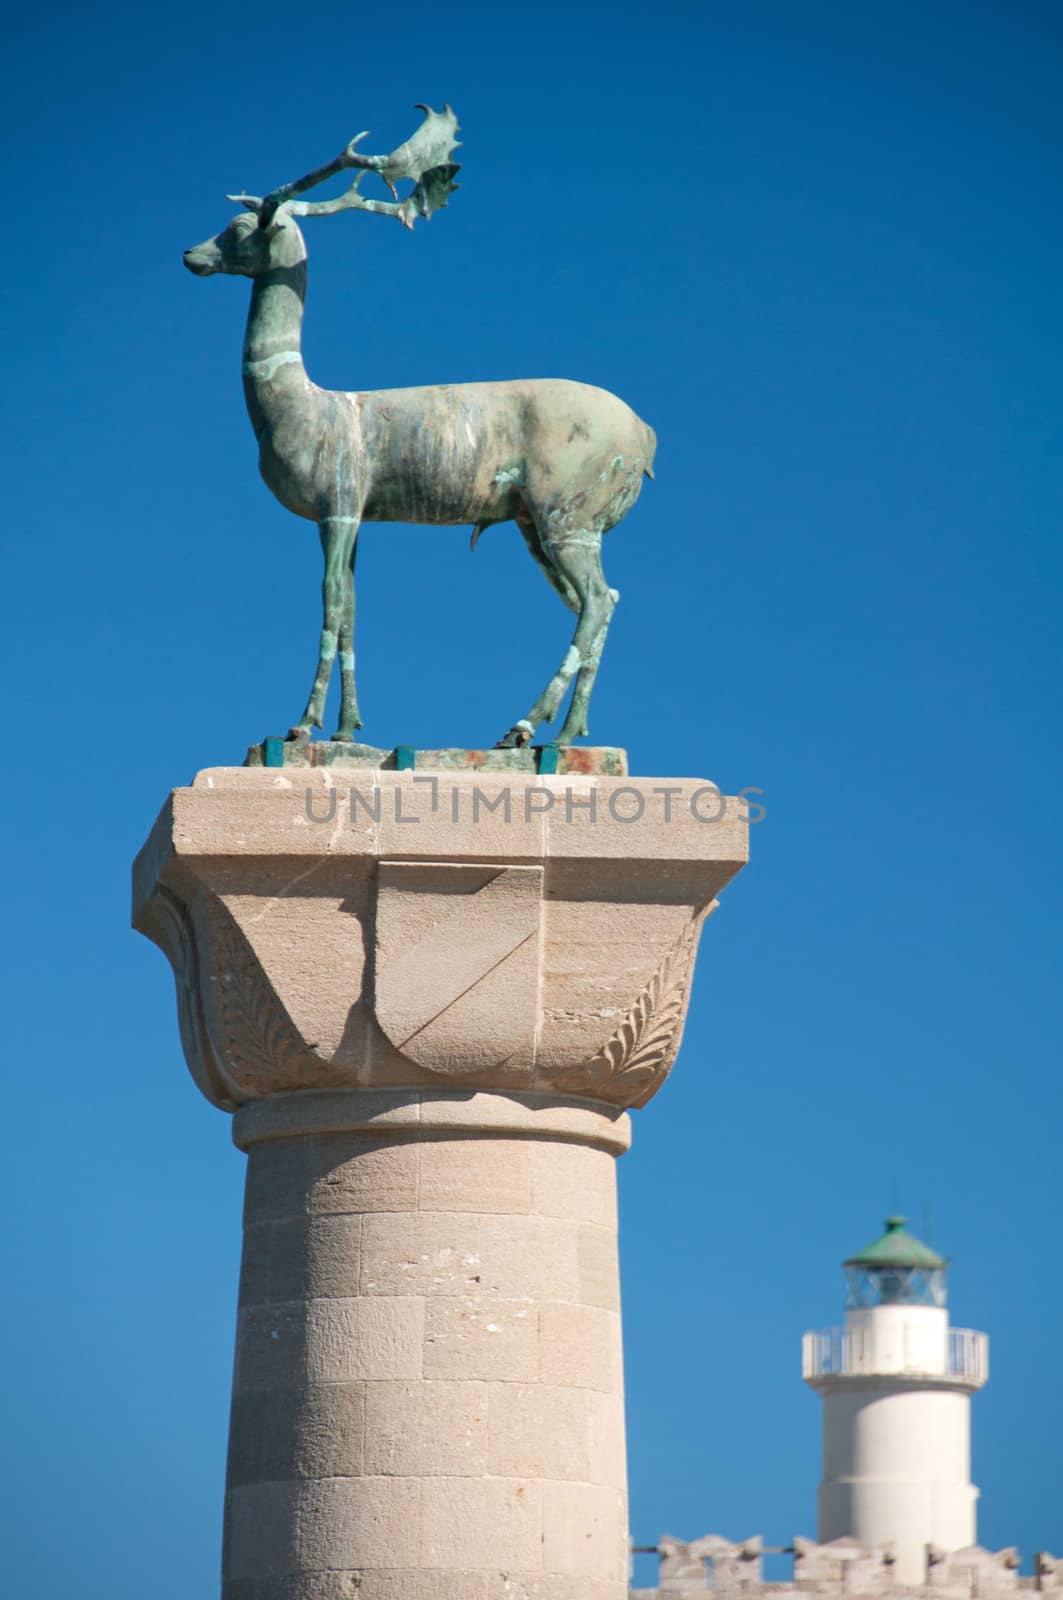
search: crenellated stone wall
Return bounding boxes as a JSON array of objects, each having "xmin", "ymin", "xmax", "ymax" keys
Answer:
[{"xmin": 632, "ymin": 1536, "xmax": 1059, "ymax": 1600}]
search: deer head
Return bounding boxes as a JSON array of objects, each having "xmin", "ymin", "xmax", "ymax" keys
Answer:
[
  {"xmin": 183, "ymin": 210, "xmax": 303, "ymax": 277},
  {"xmin": 183, "ymin": 104, "xmax": 460, "ymax": 279}
]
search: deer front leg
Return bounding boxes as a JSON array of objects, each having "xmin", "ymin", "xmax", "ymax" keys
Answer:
[{"xmin": 289, "ymin": 516, "xmax": 360, "ymax": 740}]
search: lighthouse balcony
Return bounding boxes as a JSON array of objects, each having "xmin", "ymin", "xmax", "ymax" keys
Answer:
[{"xmin": 802, "ymin": 1325, "xmax": 989, "ymax": 1387}]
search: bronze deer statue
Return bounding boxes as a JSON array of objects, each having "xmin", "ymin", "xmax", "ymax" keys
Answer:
[{"xmin": 183, "ymin": 106, "xmax": 656, "ymax": 747}]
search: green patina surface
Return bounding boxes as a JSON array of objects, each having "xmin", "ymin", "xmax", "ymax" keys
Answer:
[
  {"xmin": 844, "ymin": 1215, "xmax": 947, "ymax": 1271},
  {"xmin": 245, "ymin": 739, "xmax": 628, "ymax": 776},
  {"xmin": 184, "ymin": 105, "xmax": 655, "ymax": 751}
]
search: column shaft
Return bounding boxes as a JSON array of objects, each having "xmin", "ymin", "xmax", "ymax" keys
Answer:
[{"xmin": 222, "ymin": 1091, "xmax": 630, "ymax": 1600}]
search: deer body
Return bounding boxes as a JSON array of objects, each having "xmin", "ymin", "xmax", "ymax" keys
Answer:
[{"xmin": 185, "ymin": 109, "xmax": 655, "ymax": 745}]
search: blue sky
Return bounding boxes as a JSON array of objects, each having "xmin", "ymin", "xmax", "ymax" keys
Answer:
[{"xmin": 2, "ymin": 2, "xmax": 1061, "ymax": 1594}]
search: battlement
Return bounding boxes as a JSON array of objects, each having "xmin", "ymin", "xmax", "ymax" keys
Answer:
[{"xmin": 630, "ymin": 1536, "xmax": 1061, "ymax": 1600}]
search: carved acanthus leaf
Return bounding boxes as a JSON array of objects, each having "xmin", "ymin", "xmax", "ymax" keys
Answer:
[
  {"xmin": 139, "ymin": 885, "xmax": 238, "ymax": 1108},
  {"xmin": 548, "ymin": 913, "xmax": 707, "ymax": 1107},
  {"xmin": 198, "ymin": 897, "xmax": 321, "ymax": 1092}
]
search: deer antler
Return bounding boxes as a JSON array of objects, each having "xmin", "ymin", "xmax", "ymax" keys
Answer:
[{"xmin": 228, "ymin": 104, "xmax": 461, "ymax": 232}]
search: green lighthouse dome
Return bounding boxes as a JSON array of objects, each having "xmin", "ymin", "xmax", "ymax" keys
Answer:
[{"xmin": 843, "ymin": 1215, "xmax": 948, "ymax": 1308}]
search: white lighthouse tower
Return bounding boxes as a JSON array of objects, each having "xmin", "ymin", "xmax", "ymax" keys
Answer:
[{"xmin": 802, "ymin": 1216, "xmax": 989, "ymax": 1584}]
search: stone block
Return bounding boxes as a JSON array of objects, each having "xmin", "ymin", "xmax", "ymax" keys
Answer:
[
  {"xmin": 423, "ymin": 1297, "xmax": 539, "ymax": 1382},
  {"xmin": 541, "ymin": 1480, "xmax": 627, "ymax": 1579},
  {"xmin": 477, "ymin": 1214, "xmax": 581, "ymax": 1302},
  {"xmin": 543, "ymin": 776, "xmax": 747, "ymax": 867},
  {"xmin": 169, "ymin": 777, "xmax": 376, "ymax": 858},
  {"xmin": 306, "ymin": 1135, "xmax": 421, "ymax": 1216},
  {"xmin": 244, "ymin": 1139, "xmax": 314, "ymax": 1225},
  {"xmin": 224, "ymin": 1480, "xmax": 292, "ymax": 1581},
  {"xmin": 587, "ymin": 1387, "xmax": 628, "ymax": 1489},
  {"xmin": 420, "ymin": 1476, "xmax": 543, "ymax": 1571},
  {"xmin": 226, "ymin": 1476, "xmax": 421, "ymax": 1579},
  {"xmin": 305, "ymin": 1296, "xmax": 425, "ymax": 1383},
  {"xmin": 322, "ymin": 1575, "xmax": 492, "ymax": 1600},
  {"xmin": 233, "ymin": 1301, "xmax": 311, "ymax": 1394},
  {"xmin": 359, "ymin": 1211, "xmax": 483, "ymax": 1297},
  {"xmin": 299, "ymin": 1209, "xmax": 365, "ymax": 1299},
  {"xmin": 237, "ymin": 1216, "xmax": 356, "ymax": 1306},
  {"xmin": 417, "ymin": 1135, "xmax": 533, "ymax": 1215},
  {"xmin": 482, "ymin": 1579, "xmax": 624, "ymax": 1600},
  {"xmin": 226, "ymin": 1383, "xmax": 365, "ymax": 1485},
  {"xmin": 577, "ymin": 1222, "xmax": 621, "ymax": 1310},
  {"xmin": 239, "ymin": 1218, "xmax": 304, "ymax": 1304},
  {"xmin": 362, "ymin": 1379, "xmax": 488, "ymax": 1476},
  {"xmin": 529, "ymin": 1140, "xmax": 617, "ymax": 1228},
  {"xmin": 539, "ymin": 1302, "xmax": 623, "ymax": 1392},
  {"xmin": 486, "ymin": 1383, "xmax": 593, "ymax": 1480},
  {"xmin": 375, "ymin": 772, "xmax": 548, "ymax": 861},
  {"xmin": 237, "ymin": 1220, "xmax": 275, "ymax": 1306},
  {"xmin": 224, "ymin": 1574, "xmax": 369, "ymax": 1600},
  {"xmin": 375, "ymin": 861, "xmax": 542, "ymax": 1078}
]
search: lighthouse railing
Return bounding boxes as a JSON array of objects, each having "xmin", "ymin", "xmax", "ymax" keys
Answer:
[
  {"xmin": 948, "ymin": 1326, "xmax": 990, "ymax": 1384},
  {"xmin": 803, "ymin": 1326, "xmax": 988, "ymax": 1383}
]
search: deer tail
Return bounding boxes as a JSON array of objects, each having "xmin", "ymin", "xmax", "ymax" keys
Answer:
[{"xmin": 641, "ymin": 421, "xmax": 657, "ymax": 478}]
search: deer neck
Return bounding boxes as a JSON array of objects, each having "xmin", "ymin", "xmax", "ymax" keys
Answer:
[{"xmin": 242, "ymin": 260, "xmax": 310, "ymax": 436}]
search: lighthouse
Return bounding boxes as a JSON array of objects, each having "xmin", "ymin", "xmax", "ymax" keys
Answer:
[{"xmin": 802, "ymin": 1216, "xmax": 989, "ymax": 1584}]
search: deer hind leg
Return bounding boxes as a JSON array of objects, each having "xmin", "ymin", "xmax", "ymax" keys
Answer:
[
  {"xmin": 498, "ymin": 528, "xmax": 615, "ymax": 747},
  {"xmin": 290, "ymin": 515, "xmax": 360, "ymax": 740},
  {"xmin": 515, "ymin": 513, "xmax": 580, "ymax": 614},
  {"xmin": 557, "ymin": 563, "xmax": 616, "ymax": 743},
  {"xmin": 554, "ymin": 538, "xmax": 616, "ymax": 743}
]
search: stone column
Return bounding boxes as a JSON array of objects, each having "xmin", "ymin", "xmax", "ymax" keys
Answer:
[{"xmin": 133, "ymin": 765, "xmax": 747, "ymax": 1599}]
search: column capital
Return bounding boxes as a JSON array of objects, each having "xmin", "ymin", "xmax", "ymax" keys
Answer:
[{"xmin": 133, "ymin": 767, "xmax": 747, "ymax": 1114}]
